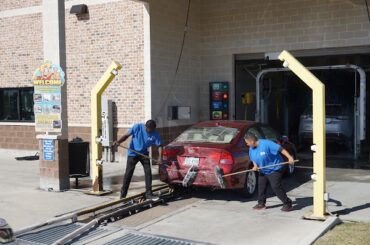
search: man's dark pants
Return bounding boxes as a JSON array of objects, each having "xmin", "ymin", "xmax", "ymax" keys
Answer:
[
  {"xmin": 121, "ymin": 155, "xmax": 152, "ymax": 197},
  {"xmin": 258, "ymin": 170, "xmax": 292, "ymax": 206}
]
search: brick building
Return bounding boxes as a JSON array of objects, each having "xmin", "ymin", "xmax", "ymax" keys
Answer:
[{"xmin": 1, "ymin": 0, "xmax": 370, "ymax": 153}]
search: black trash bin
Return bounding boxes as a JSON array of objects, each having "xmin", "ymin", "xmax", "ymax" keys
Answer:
[{"xmin": 69, "ymin": 137, "xmax": 90, "ymax": 188}]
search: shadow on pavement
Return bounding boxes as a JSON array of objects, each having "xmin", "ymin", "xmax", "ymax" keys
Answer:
[
  {"xmin": 332, "ymin": 203, "xmax": 370, "ymax": 216},
  {"xmin": 171, "ymin": 168, "xmax": 313, "ymax": 204}
]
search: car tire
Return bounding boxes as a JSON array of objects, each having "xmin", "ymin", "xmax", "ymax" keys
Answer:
[{"xmin": 238, "ymin": 171, "xmax": 257, "ymax": 198}]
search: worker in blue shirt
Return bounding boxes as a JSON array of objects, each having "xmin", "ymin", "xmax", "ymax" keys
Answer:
[
  {"xmin": 245, "ymin": 132, "xmax": 295, "ymax": 212},
  {"xmin": 114, "ymin": 120, "xmax": 162, "ymax": 201}
]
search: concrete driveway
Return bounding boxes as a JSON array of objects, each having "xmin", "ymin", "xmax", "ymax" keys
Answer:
[{"xmin": 1, "ymin": 149, "xmax": 370, "ymax": 245}]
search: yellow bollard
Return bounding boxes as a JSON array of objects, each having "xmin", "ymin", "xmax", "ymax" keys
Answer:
[
  {"xmin": 88, "ymin": 61, "xmax": 122, "ymax": 195},
  {"xmin": 278, "ymin": 51, "xmax": 327, "ymax": 220}
]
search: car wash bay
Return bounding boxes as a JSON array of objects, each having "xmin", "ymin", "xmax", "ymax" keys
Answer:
[{"xmin": 235, "ymin": 52, "xmax": 370, "ymax": 160}]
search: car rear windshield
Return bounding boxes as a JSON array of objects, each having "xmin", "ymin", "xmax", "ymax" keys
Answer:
[
  {"xmin": 303, "ymin": 105, "xmax": 346, "ymax": 116},
  {"xmin": 175, "ymin": 126, "xmax": 239, "ymax": 144}
]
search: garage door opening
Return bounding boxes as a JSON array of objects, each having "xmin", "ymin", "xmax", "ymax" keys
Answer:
[{"xmin": 235, "ymin": 53, "xmax": 370, "ymax": 160}]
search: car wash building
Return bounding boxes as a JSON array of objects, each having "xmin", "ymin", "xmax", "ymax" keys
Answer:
[{"xmin": 0, "ymin": 0, "xmax": 369, "ymax": 158}]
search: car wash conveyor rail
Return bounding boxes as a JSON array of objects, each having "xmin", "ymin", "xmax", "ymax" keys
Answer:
[{"xmin": 13, "ymin": 185, "xmax": 172, "ymax": 237}]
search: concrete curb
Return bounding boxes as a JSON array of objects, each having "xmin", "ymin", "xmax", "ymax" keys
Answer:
[{"xmin": 302, "ymin": 216, "xmax": 342, "ymax": 245}]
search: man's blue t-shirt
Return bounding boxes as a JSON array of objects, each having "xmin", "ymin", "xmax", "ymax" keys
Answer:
[
  {"xmin": 249, "ymin": 139, "xmax": 283, "ymax": 175},
  {"xmin": 128, "ymin": 123, "xmax": 162, "ymax": 157}
]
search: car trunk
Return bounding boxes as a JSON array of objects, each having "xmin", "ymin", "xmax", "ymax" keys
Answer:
[{"xmin": 166, "ymin": 143, "xmax": 232, "ymax": 171}]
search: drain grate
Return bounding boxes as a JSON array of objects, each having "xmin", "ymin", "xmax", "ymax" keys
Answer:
[
  {"xmin": 104, "ymin": 232, "xmax": 203, "ymax": 245},
  {"xmin": 17, "ymin": 223, "xmax": 207, "ymax": 245},
  {"xmin": 17, "ymin": 223, "xmax": 116, "ymax": 245}
]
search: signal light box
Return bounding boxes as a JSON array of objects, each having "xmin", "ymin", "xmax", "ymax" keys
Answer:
[{"xmin": 209, "ymin": 82, "xmax": 229, "ymax": 120}]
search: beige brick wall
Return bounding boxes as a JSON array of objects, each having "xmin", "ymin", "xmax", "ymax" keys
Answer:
[
  {"xmin": 2, "ymin": 0, "xmax": 370, "ymax": 150},
  {"xmin": 198, "ymin": 0, "xmax": 370, "ymax": 120},
  {"xmin": 0, "ymin": 125, "xmax": 38, "ymax": 150},
  {"xmin": 149, "ymin": 0, "xmax": 202, "ymax": 127},
  {"xmin": 65, "ymin": 0, "xmax": 146, "ymax": 126},
  {"xmin": 0, "ymin": 0, "xmax": 41, "ymax": 11},
  {"xmin": 0, "ymin": 13, "xmax": 43, "ymax": 87}
]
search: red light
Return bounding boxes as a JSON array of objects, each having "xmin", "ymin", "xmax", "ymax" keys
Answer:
[
  {"xmin": 223, "ymin": 93, "xmax": 228, "ymax": 100},
  {"xmin": 162, "ymin": 148, "xmax": 180, "ymax": 161},
  {"xmin": 209, "ymin": 151, "xmax": 234, "ymax": 174},
  {"xmin": 220, "ymin": 151, "xmax": 233, "ymax": 165}
]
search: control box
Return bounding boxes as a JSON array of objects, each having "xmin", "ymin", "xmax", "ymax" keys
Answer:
[{"xmin": 209, "ymin": 81, "xmax": 229, "ymax": 120}]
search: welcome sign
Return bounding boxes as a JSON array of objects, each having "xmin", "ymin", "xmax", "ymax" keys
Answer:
[{"xmin": 32, "ymin": 61, "xmax": 65, "ymax": 133}]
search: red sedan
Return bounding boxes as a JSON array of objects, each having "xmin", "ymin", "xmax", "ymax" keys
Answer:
[{"xmin": 159, "ymin": 121, "xmax": 296, "ymax": 197}]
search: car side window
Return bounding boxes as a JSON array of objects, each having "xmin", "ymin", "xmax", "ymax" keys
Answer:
[{"xmin": 260, "ymin": 126, "xmax": 279, "ymax": 142}]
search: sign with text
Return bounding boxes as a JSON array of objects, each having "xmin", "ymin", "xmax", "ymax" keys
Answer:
[
  {"xmin": 43, "ymin": 139, "xmax": 55, "ymax": 161},
  {"xmin": 32, "ymin": 61, "xmax": 65, "ymax": 133}
]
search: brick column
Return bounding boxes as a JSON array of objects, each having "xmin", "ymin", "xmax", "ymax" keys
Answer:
[
  {"xmin": 38, "ymin": 136, "xmax": 69, "ymax": 191},
  {"xmin": 38, "ymin": 0, "xmax": 69, "ymax": 191}
]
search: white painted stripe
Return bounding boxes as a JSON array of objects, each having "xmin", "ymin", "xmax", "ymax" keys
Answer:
[
  {"xmin": 68, "ymin": 123, "xmax": 132, "ymax": 128},
  {"xmin": 0, "ymin": 5, "xmax": 42, "ymax": 18},
  {"xmin": 0, "ymin": 0, "xmax": 138, "ymax": 18},
  {"xmin": 0, "ymin": 122, "xmax": 132, "ymax": 128},
  {"xmin": 0, "ymin": 122, "xmax": 35, "ymax": 126},
  {"xmin": 65, "ymin": 0, "xmax": 127, "ymax": 9}
]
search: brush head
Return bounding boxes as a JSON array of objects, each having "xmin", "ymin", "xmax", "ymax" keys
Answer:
[
  {"xmin": 0, "ymin": 219, "xmax": 14, "ymax": 244},
  {"xmin": 214, "ymin": 166, "xmax": 226, "ymax": 189},
  {"xmin": 182, "ymin": 166, "xmax": 198, "ymax": 187}
]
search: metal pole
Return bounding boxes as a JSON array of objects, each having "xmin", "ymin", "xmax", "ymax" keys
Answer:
[
  {"xmin": 278, "ymin": 50, "xmax": 327, "ymax": 220},
  {"xmin": 89, "ymin": 61, "xmax": 122, "ymax": 195}
]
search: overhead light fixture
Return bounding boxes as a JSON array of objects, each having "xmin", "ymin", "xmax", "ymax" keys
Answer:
[{"xmin": 70, "ymin": 4, "xmax": 88, "ymax": 15}]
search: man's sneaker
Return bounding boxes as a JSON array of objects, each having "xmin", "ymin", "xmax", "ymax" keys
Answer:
[
  {"xmin": 253, "ymin": 203, "xmax": 266, "ymax": 210},
  {"xmin": 145, "ymin": 193, "xmax": 160, "ymax": 201},
  {"xmin": 281, "ymin": 203, "xmax": 293, "ymax": 212}
]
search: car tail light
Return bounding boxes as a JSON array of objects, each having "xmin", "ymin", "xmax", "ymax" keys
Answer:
[
  {"xmin": 219, "ymin": 151, "xmax": 234, "ymax": 174},
  {"xmin": 162, "ymin": 148, "xmax": 180, "ymax": 161},
  {"xmin": 220, "ymin": 151, "xmax": 233, "ymax": 165}
]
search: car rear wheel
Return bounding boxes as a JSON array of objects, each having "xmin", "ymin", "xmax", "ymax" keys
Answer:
[{"xmin": 238, "ymin": 171, "xmax": 257, "ymax": 198}]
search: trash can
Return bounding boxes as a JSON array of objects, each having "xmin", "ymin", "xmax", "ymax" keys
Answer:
[{"xmin": 69, "ymin": 137, "xmax": 90, "ymax": 188}]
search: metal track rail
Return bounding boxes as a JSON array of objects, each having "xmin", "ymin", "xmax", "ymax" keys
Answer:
[
  {"xmin": 14, "ymin": 185, "xmax": 170, "ymax": 234},
  {"xmin": 52, "ymin": 187, "xmax": 175, "ymax": 245}
]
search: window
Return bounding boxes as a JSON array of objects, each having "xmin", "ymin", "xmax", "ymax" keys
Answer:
[
  {"xmin": 260, "ymin": 126, "xmax": 279, "ymax": 142},
  {"xmin": 0, "ymin": 87, "xmax": 34, "ymax": 122},
  {"xmin": 175, "ymin": 126, "xmax": 239, "ymax": 144}
]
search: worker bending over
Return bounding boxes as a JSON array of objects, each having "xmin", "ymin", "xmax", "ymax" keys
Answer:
[
  {"xmin": 114, "ymin": 120, "xmax": 162, "ymax": 201},
  {"xmin": 244, "ymin": 133, "xmax": 295, "ymax": 212}
]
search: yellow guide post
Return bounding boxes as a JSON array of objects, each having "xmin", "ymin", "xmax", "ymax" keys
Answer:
[
  {"xmin": 278, "ymin": 50, "xmax": 327, "ymax": 220},
  {"xmin": 89, "ymin": 61, "xmax": 122, "ymax": 195}
]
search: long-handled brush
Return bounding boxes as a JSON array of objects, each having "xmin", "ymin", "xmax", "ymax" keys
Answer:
[
  {"xmin": 214, "ymin": 160, "xmax": 299, "ymax": 189},
  {"xmin": 117, "ymin": 145, "xmax": 160, "ymax": 164},
  {"xmin": 119, "ymin": 145, "xmax": 197, "ymax": 187}
]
